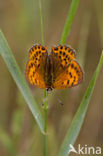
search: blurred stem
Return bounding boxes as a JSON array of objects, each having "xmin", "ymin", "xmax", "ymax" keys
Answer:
[
  {"xmin": 94, "ymin": 0, "xmax": 103, "ymax": 45},
  {"xmin": 78, "ymin": 11, "xmax": 91, "ymax": 68},
  {"xmin": 39, "ymin": 0, "xmax": 44, "ymax": 45},
  {"xmin": 39, "ymin": 0, "xmax": 48, "ymax": 155},
  {"xmin": 0, "ymin": 126, "xmax": 16, "ymax": 156},
  {"xmin": 60, "ymin": 0, "xmax": 80, "ymax": 44},
  {"xmin": 44, "ymin": 90, "xmax": 48, "ymax": 156}
]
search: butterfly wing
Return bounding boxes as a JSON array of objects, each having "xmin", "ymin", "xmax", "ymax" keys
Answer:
[
  {"xmin": 51, "ymin": 45, "xmax": 83, "ymax": 89},
  {"xmin": 52, "ymin": 60, "xmax": 83, "ymax": 89},
  {"xmin": 51, "ymin": 45, "xmax": 76, "ymax": 68},
  {"xmin": 25, "ymin": 44, "xmax": 47, "ymax": 89}
]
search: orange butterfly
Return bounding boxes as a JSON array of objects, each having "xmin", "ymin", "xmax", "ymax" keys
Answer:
[{"xmin": 25, "ymin": 44, "xmax": 83, "ymax": 91}]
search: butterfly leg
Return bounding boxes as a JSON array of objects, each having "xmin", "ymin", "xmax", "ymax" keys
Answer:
[{"xmin": 42, "ymin": 89, "xmax": 52, "ymax": 107}]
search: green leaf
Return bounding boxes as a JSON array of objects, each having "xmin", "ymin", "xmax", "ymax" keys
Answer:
[
  {"xmin": 0, "ymin": 30, "xmax": 44, "ymax": 133},
  {"xmin": 59, "ymin": 52, "xmax": 103, "ymax": 156},
  {"xmin": 60, "ymin": 0, "xmax": 80, "ymax": 44}
]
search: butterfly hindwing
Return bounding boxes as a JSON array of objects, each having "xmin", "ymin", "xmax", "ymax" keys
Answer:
[
  {"xmin": 52, "ymin": 60, "xmax": 83, "ymax": 89},
  {"xmin": 25, "ymin": 45, "xmax": 47, "ymax": 88}
]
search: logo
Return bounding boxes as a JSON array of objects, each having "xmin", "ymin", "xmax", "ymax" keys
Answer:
[{"xmin": 68, "ymin": 144, "xmax": 102, "ymax": 155}]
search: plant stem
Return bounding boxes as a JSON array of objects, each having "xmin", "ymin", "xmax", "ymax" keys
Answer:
[
  {"xmin": 39, "ymin": 0, "xmax": 44, "ymax": 45},
  {"xmin": 43, "ymin": 90, "xmax": 48, "ymax": 156},
  {"xmin": 39, "ymin": 0, "xmax": 48, "ymax": 155}
]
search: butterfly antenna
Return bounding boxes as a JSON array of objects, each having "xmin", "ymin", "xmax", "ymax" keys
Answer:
[
  {"xmin": 47, "ymin": 90, "xmax": 64, "ymax": 106},
  {"xmin": 42, "ymin": 90, "xmax": 63, "ymax": 106},
  {"xmin": 55, "ymin": 95, "xmax": 64, "ymax": 106}
]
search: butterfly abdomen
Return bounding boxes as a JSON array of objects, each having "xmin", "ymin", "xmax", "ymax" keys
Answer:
[{"xmin": 44, "ymin": 55, "xmax": 53, "ymax": 90}]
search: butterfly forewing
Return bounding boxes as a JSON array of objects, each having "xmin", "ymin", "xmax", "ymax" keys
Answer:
[
  {"xmin": 51, "ymin": 45, "xmax": 76, "ymax": 68},
  {"xmin": 29, "ymin": 44, "xmax": 47, "ymax": 59},
  {"xmin": 25, "ymin": 45, "xmax": 47, "ymax": 88}
]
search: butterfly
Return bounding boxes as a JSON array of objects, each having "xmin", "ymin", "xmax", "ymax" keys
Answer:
[{"xmin": 25, "ymin": 44, "xmax": 83, "ymax": 91}]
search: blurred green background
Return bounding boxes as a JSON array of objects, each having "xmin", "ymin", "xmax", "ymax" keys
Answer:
[{"xmin": 0, "ymin": 0, "xmax": 103, "ymax": 156}]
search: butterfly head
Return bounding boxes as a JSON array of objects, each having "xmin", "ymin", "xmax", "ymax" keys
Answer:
[{"xmin": 46, "ymin": 87, "xmax": 53, "ymax": 92}]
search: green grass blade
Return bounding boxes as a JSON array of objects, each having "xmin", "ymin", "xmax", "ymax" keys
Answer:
[
  {"xmin": 0, "ymin": 30, "xmax": 44, "ymax": 133},
  {"xmin": 59, "ymin": 52, "xmax": 103, "ymax": 156},
  {"xmin": 60, "ymin": 0, "xmax": 80, "ymax": 44}
]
